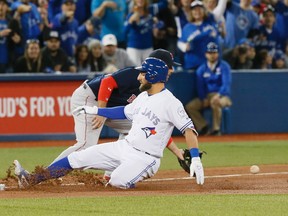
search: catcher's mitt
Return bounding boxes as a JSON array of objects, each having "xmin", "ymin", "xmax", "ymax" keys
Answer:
[{"xmin": 178, "ymin": 149, "xmax": 206, "ymax": 174}]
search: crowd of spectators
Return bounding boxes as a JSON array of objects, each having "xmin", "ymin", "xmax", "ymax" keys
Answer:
[{"xmin": 0, "ymin": 0, "xmax": 287, "ymax": 74}]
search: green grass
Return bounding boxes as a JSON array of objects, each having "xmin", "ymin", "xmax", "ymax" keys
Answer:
[
  {"xmin": 162, "ymin": 140, "xmax": 288, "ymax": 170},
  {"xmin": 1, "ymin": 140, "xmax": 288, "ymax": 178},
  {"xmin": 0, "ymin": 195, "xmax": 288, "ymax": 216}
]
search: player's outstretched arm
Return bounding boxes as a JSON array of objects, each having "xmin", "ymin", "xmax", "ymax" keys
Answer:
[
  {"xmin": 73, "ymin": 105, "xmax": 127, "ymax": 120},
  {"xmin": 184, "ymin": 129, "xmax": 204, "ymax": 185}
]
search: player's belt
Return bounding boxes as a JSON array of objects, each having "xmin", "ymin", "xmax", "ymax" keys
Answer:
[{"xmin": 133, "ymin": 147, "xmax": 153, "ymax": 157}]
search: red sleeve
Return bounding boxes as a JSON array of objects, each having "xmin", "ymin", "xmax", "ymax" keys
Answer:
[
  {"xmin": 98, "ymin": 76, "xmax": 118, "ymax": 102},
  {"xmin": 166, "ymin": 137, "xmax": 173, "ymax": 147}
]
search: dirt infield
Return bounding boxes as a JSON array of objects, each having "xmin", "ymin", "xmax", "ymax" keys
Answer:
[{"xmin": 0, "ymin": 133, "xmax": 288, "ymax": 198}]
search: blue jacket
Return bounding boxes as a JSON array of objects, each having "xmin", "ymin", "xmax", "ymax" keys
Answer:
[
  {"xmin": 180, "ymin": 14, "xmax": 219, "ymax": 69},
  {"xmin": 0, "ymin": 20, "xmax": 9, "ymax": 64},
  {"xmin": 11, "ymin": 1, "xmax": 42, "ymax": 41},
  {"xmin": 196, "ymin": 60, "xmax": 232, "ymax": 100},
  {"xmin": 51, "ymin": 13, "xmax": 79, "ymax": 57}
]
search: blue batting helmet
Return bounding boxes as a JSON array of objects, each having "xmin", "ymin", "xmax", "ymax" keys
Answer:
[
  {"xmin": 206, "ymin": 42, "xmax": 219, "ymax": 53},
  {"xmin": 136, "ymin": 57, "xmax": 169, "ymax": 84}
]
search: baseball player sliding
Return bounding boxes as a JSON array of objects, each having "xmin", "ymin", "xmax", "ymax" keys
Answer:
[
  {"xmin": 14, "ymin": 56, "xmax": 204, "ymax": 189},
  {"xmin": 51, "ymin": 49, "xmax": 185, "ymax": 168}
]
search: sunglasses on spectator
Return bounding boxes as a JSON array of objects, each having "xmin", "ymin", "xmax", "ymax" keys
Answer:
[{"xmin": 26, "ymin": 39, "xmax": 40, "ymax": 44}]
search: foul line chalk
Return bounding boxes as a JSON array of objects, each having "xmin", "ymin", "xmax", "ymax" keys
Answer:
[{"xmin": 145, "ymin": 171, "xmax": 288, "ymax": 182}]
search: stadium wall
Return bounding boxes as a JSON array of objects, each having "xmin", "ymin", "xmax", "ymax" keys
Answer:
[{"xmin": 0, "ymin": 71, "xmax": 287, "ymax": 141}]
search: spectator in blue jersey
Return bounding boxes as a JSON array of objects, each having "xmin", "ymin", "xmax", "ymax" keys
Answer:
[
  {"xmin": 48, "ymin": 0, "xmax": 63, "ymax": 22},
  {"xmin": 41, "ymin": 30, "xmax": 76, "ymax": 73},
  {"xmin": 204, "ymin": 0, "xmax": 226, "ymax": 40},
  {"xmin": 10, "ymin": 0, "xmax": 42, "ymax": 42},
  {"xmin": 48, "ymin": 0, "xmax": 91, "ymax": 25},
  {"xmin": 74, "ymin": 0, "xmax": 91, "ymax": 25},
  {"xmin": 170, "ymin": 0, "xmax": 192, "ymax": 36},
  {"xmin": 0, "ymin": 0, "xmax": 23, "ymax": 72},
  {"xmin": 177, "ymin": 0, "xmax": 228, "ymax": 70},
  {"xmin": 224, "ymin": 0, "xmax": 259, "ymax": 49},
  {"xmin": 51, "ymin": 0, "xmax": 78, "ymax": 58},
  {"xmin": 272, "ymin": 0, "xmax": 288, "ymax": 51},
  {"xmin": 252, "ymin": 5, "xmax": 281, "ymax": 54},
  {"xmin": 36, "ymin": 0, "xmax": 50, "ymax": 44},
  {"xmin": 185, "ymin": 42, "xmax": 232, "ymax": 136},
  {"xmin": 101, "ymin": 34, "xmax": 136, "ymax": 73},
  {"xmin": 169, "ymin": 0, "xmax": 193, "ymax": 65},
  {"xmin": 124, "ymin": 0, "xmax": 168, "ymax": 66},
  {"xmin": 77, "ymin": 16, "xmax": 101, "ymax": 45},
  {"xmin": 0, "ymin": 0, "xmax": 12, "ymax": 73},
  {"xmin": 91, "ymin": 0, "xmax": 127, "ymax": 49}
]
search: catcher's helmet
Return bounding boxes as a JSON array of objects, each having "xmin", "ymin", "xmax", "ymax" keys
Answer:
[
  {"xmin": 136, "ymin": 57, "xmax": 169, "ymax": 84},
  {"xmin": 206, "ymin": 42, "xmax": 219, "ymax": 53}
]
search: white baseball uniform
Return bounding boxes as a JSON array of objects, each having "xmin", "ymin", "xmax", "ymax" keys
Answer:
[
  {"xmin": 68, "ymin": 89, "xmax": 196, "ymax": 188},
  {"xmin": 51, "ymin": 67, "xmax": 140, "ymax": 164}
]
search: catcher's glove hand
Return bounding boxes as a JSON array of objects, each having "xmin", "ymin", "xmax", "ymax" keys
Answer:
[{"xmin": 178, "ymin": 149, "xmax": 206, "ymax": 174}]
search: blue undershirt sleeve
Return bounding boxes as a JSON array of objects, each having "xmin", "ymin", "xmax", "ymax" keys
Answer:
[{"xmin": 98, "ymin": 106, "xmax": 127, "ymax": 119}]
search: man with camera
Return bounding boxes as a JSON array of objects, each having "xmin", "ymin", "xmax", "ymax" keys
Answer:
[{"xmin": 223, "ymin": 38, "xmax": 256, "ymax": 69}]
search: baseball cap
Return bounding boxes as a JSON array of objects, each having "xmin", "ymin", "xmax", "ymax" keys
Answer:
[
  {"xmin": 190, "ymin": 0, "xmax": 204, "ymax": 9},
  {"xmin": 263, "ymin": 5, "xmax": 275, "ymax": 14},
  {"xmin": 206, "ymin": 42, "xmax": 219, "ymax": 53},
  {"xmin": 274, "ymin": 50, "xmax": 285, "ymax": 61},
  {"xmin": 47, "ymin": 31, "xmax": 60, "ymax": 40},
  {"xmin": 238, "ymin": 38, "xmax": 254, "ymax": 47},
  {"xmin": 148, "ymin": 49, "xmax": 181, "ymax": 69},
  {"xmin": 102, "ymin": 34, "xmax": 117, "ymax": 46}
]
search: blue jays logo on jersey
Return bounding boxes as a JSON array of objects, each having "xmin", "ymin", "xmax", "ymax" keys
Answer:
[
  {"xmin": 236, "ymin": 14, "xmax": 249, "ymax": 30},
  {"xmin": 141, "ymin": 127, "xmax": 157, "ymax": 138}
]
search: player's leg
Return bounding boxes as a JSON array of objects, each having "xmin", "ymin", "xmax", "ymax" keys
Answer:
[
  {"xmin": 68, "ymin": 140, "xmax": 128, "ymax": 172},
  {"xmin": 108, "ymin": 147, "xmax": 160, "ymax": 189},
  {"xmin": 51, "ymin": 84, "xmax": 101, "ymax": 164},
  {"xmin": 210, "ymin": 95, "xmax": 232, "ymax": 133},
  {"xmin": 16, "ymin": 140, "xmax": 127, "ymax": 187},
  {"xmin": 14, "ymin": 157, "xmax": 73, "ymax": 187},
  {"xmin": 185, "ymin": 98, "xmax": 208, "ymax": 134},
  {"xmin": 103, "ymin": 119, "xmax": 132, "ymax": 180}
]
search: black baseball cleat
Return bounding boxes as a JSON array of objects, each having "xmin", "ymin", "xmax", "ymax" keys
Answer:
[
  {"xmin": 13, "ymin": 160, "xmax": 30, "ymax": 189},
  {"xmin": 209, "ymin": 130, "xmax": 221, "ymax": 136},
  {"xmin": 198, "ymin": 125, "xmax": 209, "ymax": 136}
]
